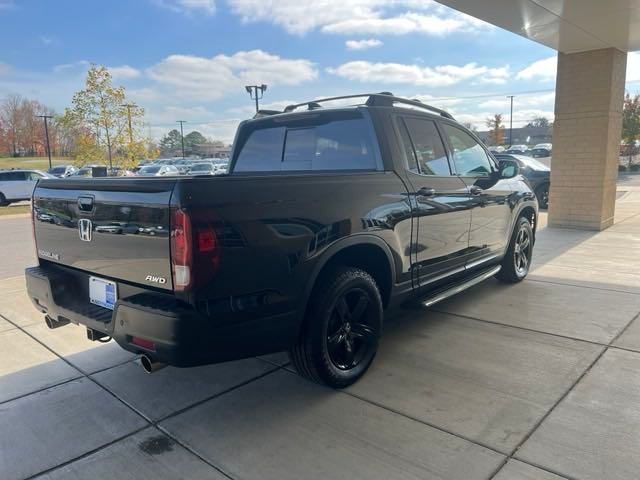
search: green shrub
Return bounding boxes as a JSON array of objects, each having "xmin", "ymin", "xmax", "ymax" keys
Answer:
[{"xmin": 619, "ymin": 164, "xmax": 628, "ymax": 172}]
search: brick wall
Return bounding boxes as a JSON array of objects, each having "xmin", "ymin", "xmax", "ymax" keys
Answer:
[{"xmin": 549, "ymin": 48, "xmax": 627, "ymax": 230}]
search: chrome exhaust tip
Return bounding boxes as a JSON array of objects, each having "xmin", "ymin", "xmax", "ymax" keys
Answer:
[
  {"xmin": 140, "ymin": 354, "xmax": 167, "ymax": 374},
  {"xmin": 44, "ymin": 315, "xmax": 70, "ymax": 330}
]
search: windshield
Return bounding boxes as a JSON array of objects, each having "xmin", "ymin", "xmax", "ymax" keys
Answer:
[
  {"xmin": 49, "ymin": 167, "xmax": 66, "ymax": 174},
  {"xmin": 139, "ymin": 166, "xmax": 161, "ymax": 174}
]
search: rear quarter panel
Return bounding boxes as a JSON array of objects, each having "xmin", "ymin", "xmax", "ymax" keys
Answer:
[{"xmin": 175, "ymin": 171, "xmax": 412, "ymax": 324}]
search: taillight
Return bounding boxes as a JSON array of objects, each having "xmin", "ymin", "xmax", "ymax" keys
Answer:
[
  {"xmin": 170, "ymin": 208, "xmax": 220, "ymax": 292},
  {"xmin": 171, "ymin": 208, "xmax": 192, "ymax": 291}
]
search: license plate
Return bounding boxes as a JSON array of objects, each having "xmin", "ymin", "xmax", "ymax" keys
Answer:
[{"xmin": 89, "ymin": 276, "xmax": 117, "ymax": 310}]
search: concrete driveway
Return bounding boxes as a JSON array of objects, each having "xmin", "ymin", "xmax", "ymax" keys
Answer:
[{"xmin": 1, "ymin": 191, "xmax": 640, "ymax": 480}]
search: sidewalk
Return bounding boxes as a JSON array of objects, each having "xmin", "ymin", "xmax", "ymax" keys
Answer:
[{"xmin": 0, "ymin": 194, "xmax": 639, "ymax": 479}]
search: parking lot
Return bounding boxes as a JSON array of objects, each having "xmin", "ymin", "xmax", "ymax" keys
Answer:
[{"xmin": 1, "ymin": 184, "xmax": 639, "ymax": 480}]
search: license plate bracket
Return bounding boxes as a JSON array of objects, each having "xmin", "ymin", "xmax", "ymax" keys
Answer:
[{"xmin": 89, "ymin": 276, "xmax": 117, "ymax": 310}]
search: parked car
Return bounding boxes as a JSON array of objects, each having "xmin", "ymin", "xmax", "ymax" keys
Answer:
[
  {"xmin": 25, "ymin": 93, "xmax": 538, "ymax": 388},
  {"xmin": 47, "ymin": 165, "xmax": 77, "ymax": 178},
  {"xmin": 136, "ymin": 165, "xmax": 179, "ymax": 176},
  {"xmin": 173, "ymin": 159, "xmax": 194, "ymax": 175},
  {"xmin": 0, "ymin": 169, "xmax": 54, "ymax": 206},
  {"xmin": 186, "ymin": 162, "xmax": 215, "ymax": 175},
  {"xmin": 530, "ymin": 143, "xmax": 552, "ymax": 158},
  {"xmin": 506, "ymin": 144, "xmax": 529, "ymax": 155},
  {"xmin": 70, "ymin": 165, "xmax": 109, "ymax": 178},
  {"xmin": 487, "ymin": 146, "xmax": 505, "ymax": 153},
  {"xmin": 495, "ymin": 153, "xmax": 550, "ymax": 208}
]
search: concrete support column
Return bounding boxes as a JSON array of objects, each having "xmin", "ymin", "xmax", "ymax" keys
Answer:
[{"xmin": 549, "ymin": 48, "xmax": 627, "ymax": 230}]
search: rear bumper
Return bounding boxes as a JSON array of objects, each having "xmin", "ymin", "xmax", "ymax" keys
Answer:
[{"xmin": 25, "ymin": 265, "xmax": 298, "ymax": 367}]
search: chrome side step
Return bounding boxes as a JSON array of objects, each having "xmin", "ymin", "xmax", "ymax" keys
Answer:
[{"xmin": 421, "ymin": 265, "xmax": 501, "ymax": 308}]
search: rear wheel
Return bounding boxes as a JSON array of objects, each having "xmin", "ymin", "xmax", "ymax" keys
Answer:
[
  {"xmin": 535, "ymin": 184, "xmax": 549, "ymax": 209},
  {"xmin": 0, "ymin": 193, "xmax": 8, "ymax": 207},
  {"xmin": 496, "ymin": 216, "xmax": 533, "ymax": 283},
  {"xmin": 289, "ymin": 267, "xmax": 382, "ymax": 388}
]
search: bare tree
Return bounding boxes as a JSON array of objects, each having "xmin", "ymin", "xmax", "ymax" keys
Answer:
[{"xmin": 1, "ymin": 94, "xmax": 24, "ymax": 156}]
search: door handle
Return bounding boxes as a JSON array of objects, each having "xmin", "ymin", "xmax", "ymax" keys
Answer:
[
  {"xmin": 470, "ymin": 186, "xmax": 483, "ymax": 196},
  {"xmin": 417, "ymin": 187, "xmax": 436, "ymax": 197}
]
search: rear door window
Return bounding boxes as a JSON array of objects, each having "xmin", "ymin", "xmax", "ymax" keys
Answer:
[
  {"xmin": 400, "ymin": 117, "xmax": 451, "ymax": 176},
  {"xmin": 7, "ymin": 172, "xmax": 27, "ymax": 181},
  {"xmin": 234, "ymin": 111, "xmax": 379, "ymax": 173}
]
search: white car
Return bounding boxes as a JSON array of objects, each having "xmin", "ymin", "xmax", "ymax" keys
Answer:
[
  {"xmin": 136, "ymin": 165, "xmax": 179, "ymax": 176},
  {"xmin": 0, "ymin": 169, "xmax": 53, "ymax": 206}
]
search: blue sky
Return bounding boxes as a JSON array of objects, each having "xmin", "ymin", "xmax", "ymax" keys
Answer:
[{"xmin": 1, "ymin": 0, "xmax": 639, "ymax": 141}]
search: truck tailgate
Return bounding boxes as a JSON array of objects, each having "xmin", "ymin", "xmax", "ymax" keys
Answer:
[{"xmin": 33, "ymin": 177, "xmax": 177, "ymax": 291}]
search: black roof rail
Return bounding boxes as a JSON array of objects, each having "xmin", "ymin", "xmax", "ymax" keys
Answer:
[
  {"xmin": 282, "ymin": 92, "xmax": 454, "ymax": 120},
  {"xmin": 253, "ymin": 109, "xmax": 282, "ymax": 119}
]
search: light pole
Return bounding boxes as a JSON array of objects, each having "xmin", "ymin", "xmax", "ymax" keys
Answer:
[
  {"xmin": 506, "ymin": 95, "xmax": 515, "ymax": 147},
  {"xmin": 121, "ymin": 103, "xmax": 136, "ymax": 164},
  {"xmin": 37, "ymin": 115, "xmax": 54, "ymax": 169},
  {"xmin": 177, "ymin": 120, "xmax": 187, "ymax": 159},
  {"xmin": 245, "ymin": 84, "xmax": 268, "ymax": 113}
]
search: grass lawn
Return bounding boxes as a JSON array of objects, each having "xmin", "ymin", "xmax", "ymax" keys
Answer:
[
  {"xmin": 0, "ymin": 157, "xmax": 72, "ymax": 171},
  {"xmin": 0, "ymin": 205, "xmax": 30, "ymax": 216}
]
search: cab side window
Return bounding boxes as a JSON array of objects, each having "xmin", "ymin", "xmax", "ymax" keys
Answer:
[
  {"xmin": 400, "ymin": 117, "xmax": 451, "ymax": 176},
  {"xmin": 7, "ymin": 172, "xmax": 27, "ymax": 181},
  {"xmin": 442, "ymin": 124, "xmax": 493, "ymax": 177}
]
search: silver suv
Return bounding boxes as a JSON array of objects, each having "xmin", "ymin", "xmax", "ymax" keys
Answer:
[{"xmin": 0, "ymin": 170, "xmax": 53, "ymax": 206}]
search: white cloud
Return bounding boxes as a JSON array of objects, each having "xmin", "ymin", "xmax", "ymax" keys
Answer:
[
  {"xmin": 516, "ymin": 52, "xmax": 640, "ymax": 85},
  {"xmin": 227, "ymin": 0, "xmax": 491, "ymax": 36},
  {"xmin": 147, "ymin": 50, "xmax": 317, "ymax": 101},
  {"xmin": 324, "ymin": 12, "xmax": 477, "ymax": 36},
  {"xmin": 345, "ymin": 39, "xmax": 383, "ymax": 50},
  {"xmin": 516, "ymin": 56, "xmax": 557, "ymax": 81},
  {"xmin": 108, "ymin": 65, "xmax": 141, "ymax": 80},
  {"xmin": 478, "ymin": 92, "xmax": 555, "ymax": 110},
  {"xmin": 327, "ymin": 61, "xmax": 510, "ymax": 87},
  {"xmin": 0, "ymin": 62, "xmax": 11, "ymax": 76},
  {"xmin": 153, "ymin": 0, "xmax": 215, "ymax": 15},
  {"xmin": 52, "ymin": 60, "xmax": 89, "ymax": 73}
]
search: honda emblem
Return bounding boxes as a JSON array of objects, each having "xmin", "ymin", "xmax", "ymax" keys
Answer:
[{"xmin": 78, "ymin": 218, "xmax": 93, "ymax": 242}]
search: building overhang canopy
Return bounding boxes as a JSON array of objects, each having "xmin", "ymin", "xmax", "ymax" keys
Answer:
[{"xmin": 436, "ymin": 0, "xmax": 640, "ymax": 53}]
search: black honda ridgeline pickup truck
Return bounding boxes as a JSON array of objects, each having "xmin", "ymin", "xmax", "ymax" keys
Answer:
[{"xmin": 26, "ymin": 93, "xmax": 537, "ymax": 388}]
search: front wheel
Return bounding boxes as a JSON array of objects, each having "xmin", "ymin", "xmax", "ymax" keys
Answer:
[
  {"xmin": 0, "ymin": 193, "xmax": 8, "ymax": 207},
  {"xmin": 496, "ymin": 216, "xmax": 534, "ymax": 283},
  {"xmin": 289, "ymin": 267, "xmax": 383, "ymax": 388}
]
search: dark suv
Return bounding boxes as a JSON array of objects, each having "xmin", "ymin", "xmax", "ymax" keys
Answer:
[{"xmin": 26, "ymin": 93, "xmax": 538, "ymax": 388}]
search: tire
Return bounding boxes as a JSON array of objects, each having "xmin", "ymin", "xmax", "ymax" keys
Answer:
[
  {"xmin": 496, "ymin": 216, "xmax": 534, "ymax": 283},
  {"xmin": 289, "ymin": 266, "xmax": 383, "ymax": 388},
  {"xmin": 0, "ymin": 193, "xmax": 8, "ymax": 207},
  {"xmin": 535, "ymin": 184, "xmax": 549, "ymax": 209}
]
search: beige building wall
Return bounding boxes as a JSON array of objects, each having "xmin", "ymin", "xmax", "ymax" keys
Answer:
[{"xmin": 548, "ymin": 48, "xmax": 627, "ymax": 230}]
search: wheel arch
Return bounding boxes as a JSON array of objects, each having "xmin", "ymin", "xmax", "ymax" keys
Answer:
[
  {"xmin": 517, "ymin": 204, "xmax": 538, "ymax": 243},
  {"xmin": 301, "ymin": 235, "xmax": 396, "ymax": 318}
]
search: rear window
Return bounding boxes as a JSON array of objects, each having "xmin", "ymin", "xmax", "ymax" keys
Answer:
[{"xmin": 233, "ymin": 111, "xmax": 379, "ymax": 173}]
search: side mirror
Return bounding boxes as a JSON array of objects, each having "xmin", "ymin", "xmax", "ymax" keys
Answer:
[{"xmin": 499, "ymin": 159, "xmax": 519, "ymax": 179}]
